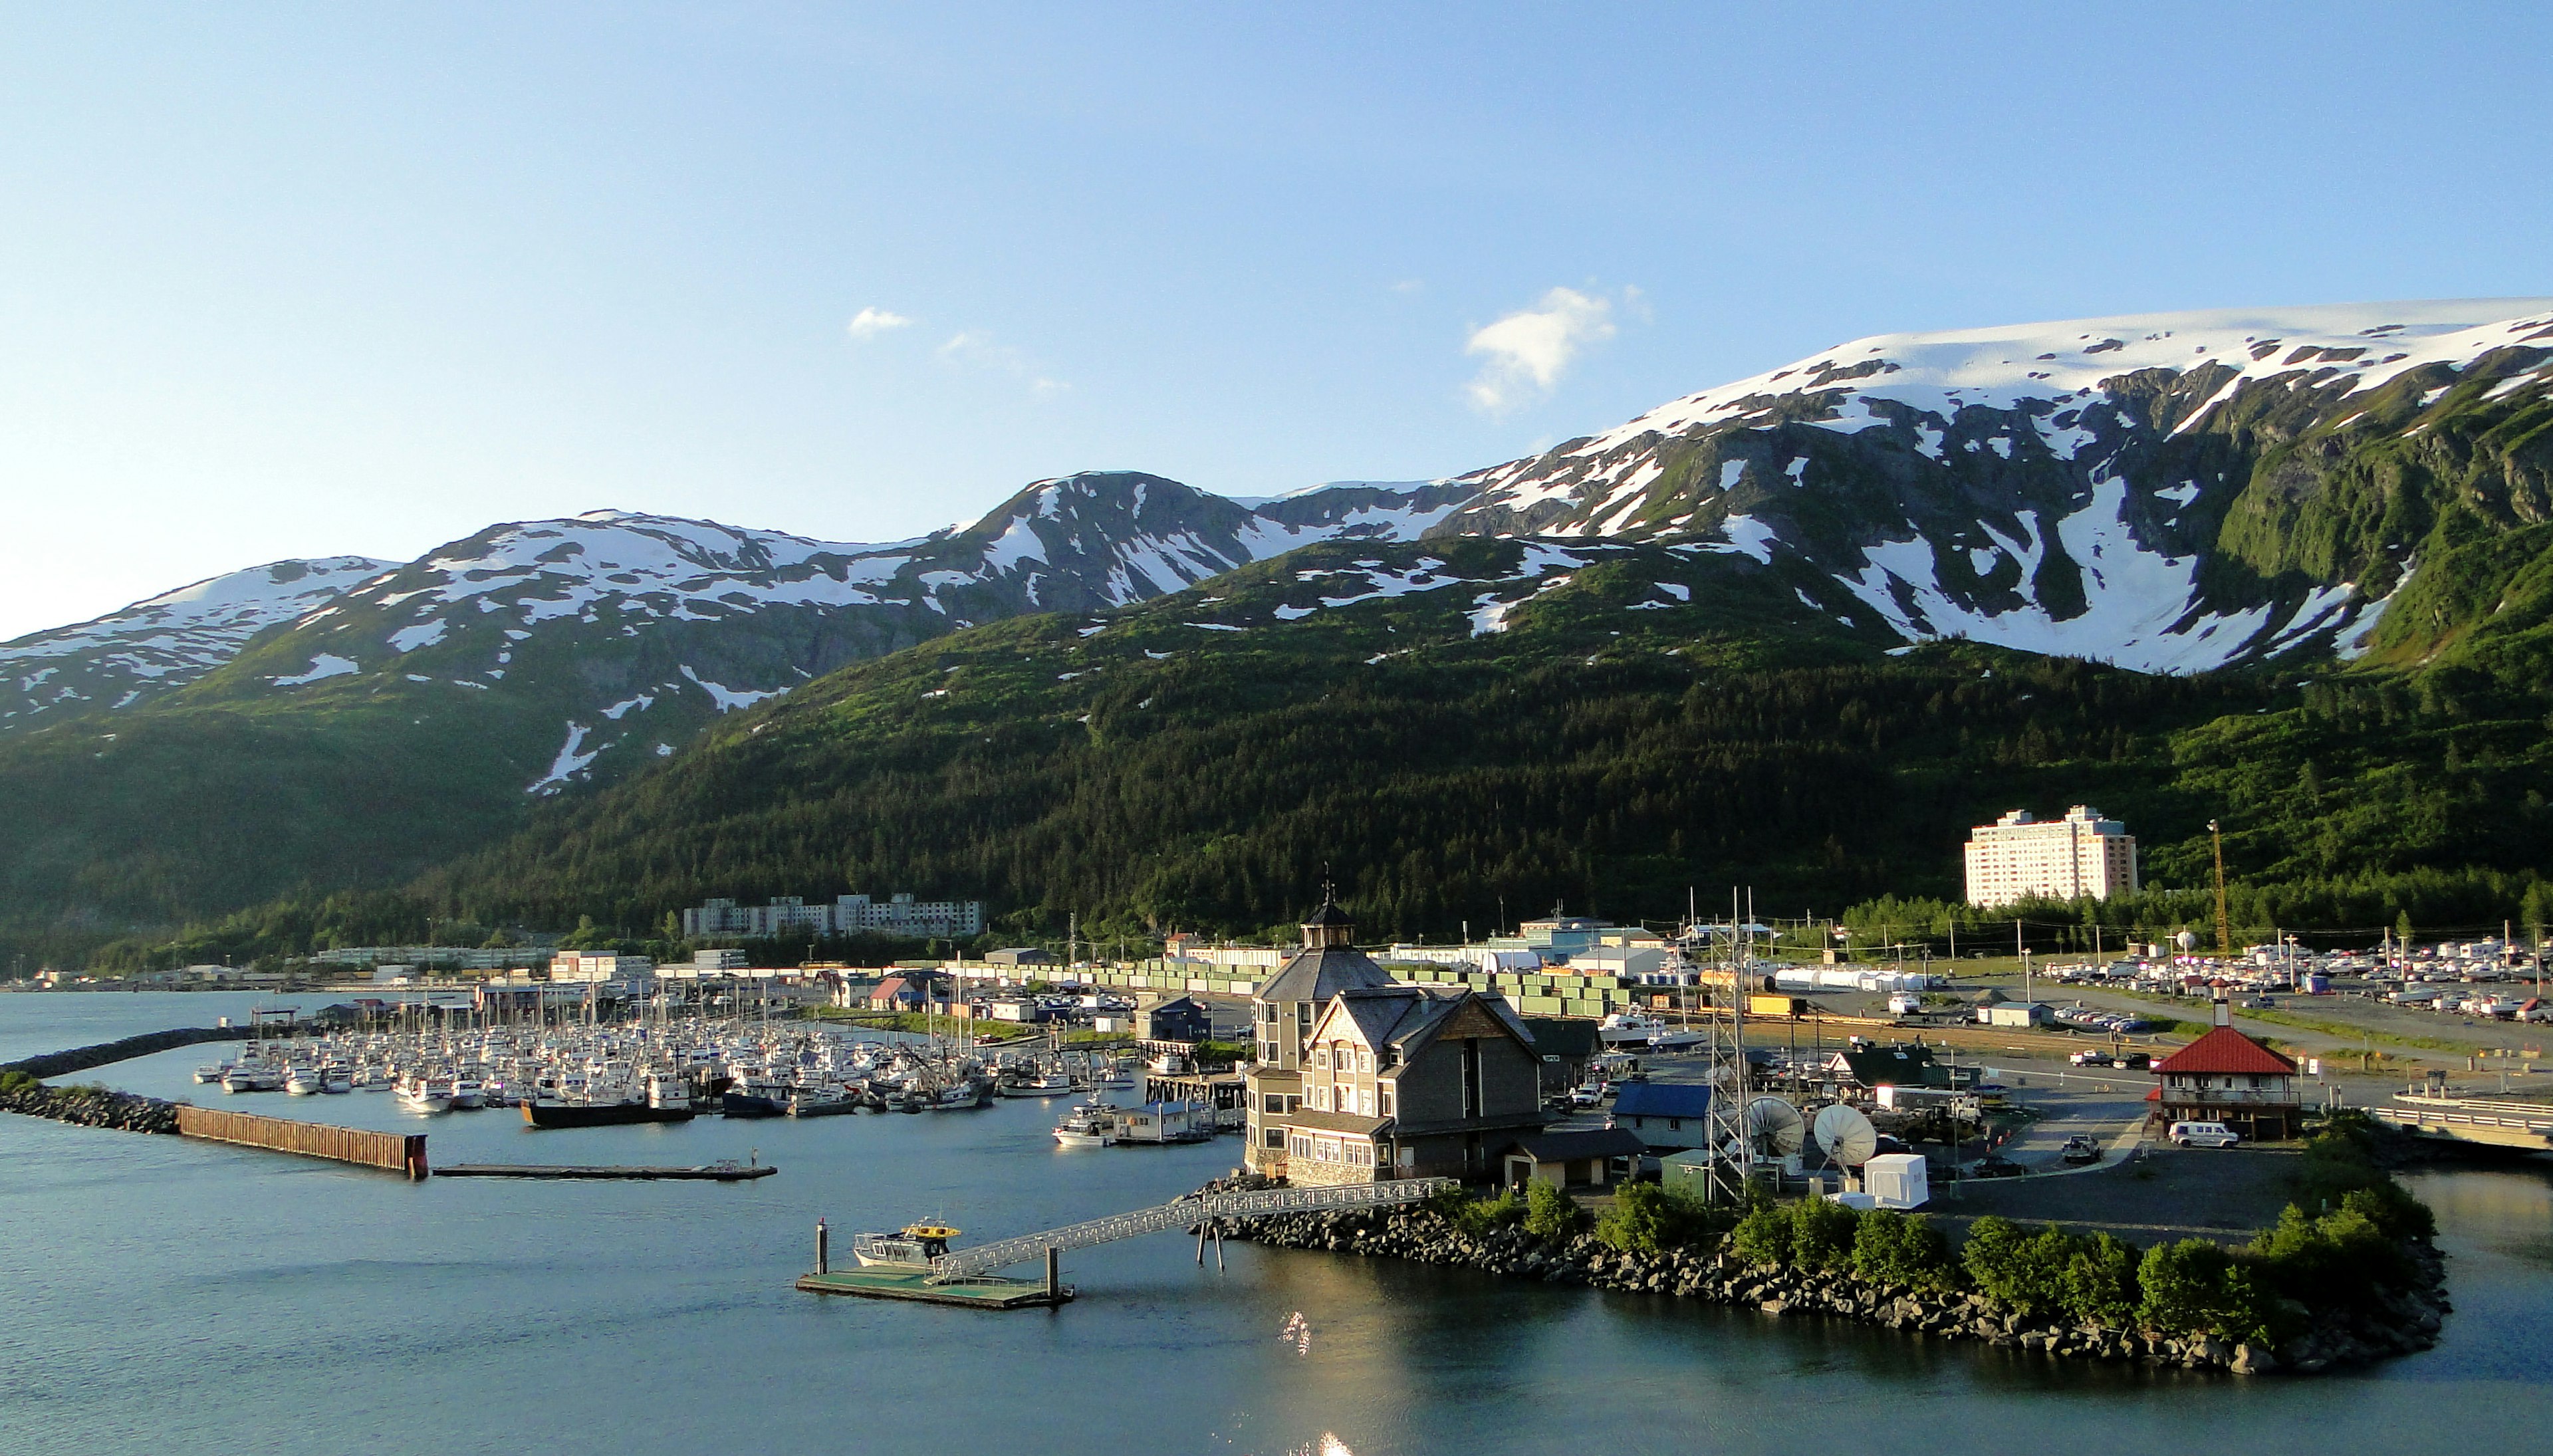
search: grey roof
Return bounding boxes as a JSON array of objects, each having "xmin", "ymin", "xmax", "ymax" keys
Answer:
[
  {"xmin": 1257, "ymin": 945, "xmax": 1395, "ymax": 1005},
  {"xmin": 1288, "ymin": 1108, "xmax": 1391, "ymax": 1136},
  {"xmin": 1505, "ymin": 1128, "xmax": 1647, "ymax": 1162}
]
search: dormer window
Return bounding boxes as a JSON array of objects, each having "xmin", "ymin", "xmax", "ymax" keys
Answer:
[{"xmin": 1313, "ymin": 1048, "xmax": 1329, "ymax": 1070}]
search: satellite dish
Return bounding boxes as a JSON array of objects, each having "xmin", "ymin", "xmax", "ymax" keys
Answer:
[
  {"xmin": 1811, "ymin": 1103, "xmax": 1880, "ymax": 1167},
  {"xmin": 2175, "ymin": 930, "xmax": 2198, "ymax": 952},
  {"xmin": 1745, "ymin": 1096, "xmax": 1805, "ymax": 1157}
]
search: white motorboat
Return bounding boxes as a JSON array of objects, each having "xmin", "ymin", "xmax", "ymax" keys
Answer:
[
  {"xmin": 319, "ymin": 1066, "xmax": 353, "ymax": 1094},
  {"xmin": 1598, "ymin": 1013, "xmax": 1669, "ymax": 1046},
  {"xmin": 1052, "ymin": 1098, "xmax": 1120, "ymax": 1148},
  {"xmin": 221, "ymin": 1060, "xmax": 282, "ymax": 1094},
  {"xmin": 447, "ymin": 1078, "xmax": 485, "ymax": 1110},
  {"xmin": 192, "ymin": 1061, "xmax": 233, "ymax": 1084},
  {"xmin": 1001, "ymin": 1071, "xmax": 1076, "ymax": 1098},
  {"xmin": 284, "ymin": 1066, "xmax": 323, "ymax": 1096},
  {"xmin": 396, "ymin": 1078, "xmax": 453, "ymax": 1114}
]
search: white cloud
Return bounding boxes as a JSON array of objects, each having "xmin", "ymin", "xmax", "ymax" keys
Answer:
[
  {"xmin": 1463, "ymin": 286, "xmax": 1621, "ymax": 414},
  {"xmin": 938, "ymin": 331, "xmax": 1066, "ymax": 395},
  {"xmin": 847, "ymin": 306, "xmax": 913, "ymax": 339}
]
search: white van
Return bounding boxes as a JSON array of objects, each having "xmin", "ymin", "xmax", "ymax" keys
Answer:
[{"xmin": 2169, "ymin": 1120, "xmax": 2240, "ymax": 1149}]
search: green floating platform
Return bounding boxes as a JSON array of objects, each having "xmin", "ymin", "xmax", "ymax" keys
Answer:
[{"xmin": 795, "ymin": 1267, "xmax": 1073, "ymax": 1309}]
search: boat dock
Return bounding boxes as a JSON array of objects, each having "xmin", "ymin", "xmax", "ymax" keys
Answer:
[
  {"xmin": 796, "ymin": 1177, "xmax": 1453, "ymax": 1310},
  {"xmin": 433, "ymin": 1161, "xmax": 777, "ymax": 1181}
]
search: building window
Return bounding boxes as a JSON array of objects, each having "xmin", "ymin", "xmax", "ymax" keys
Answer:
[
  {"xmin": 1314, "ymin": 1048, "xmax": 1329, "ymax": 1069},
  {"xmin": 1265, "ymin": 1128, "xmax": 1284, "ymax": 1149},
  {"xmin": 1379, "ymin": 1085, "xmax": 1394, "ymax": 1116},
  {"xmin": 1357, "ymin": 1088, "xmax": 1375, "ymax": 1117}
]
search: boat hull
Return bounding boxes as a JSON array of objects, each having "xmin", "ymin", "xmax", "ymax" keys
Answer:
[
  {"xmin": 721, "ymin": 1093, "xmax": 790, "ymax": 1118},
  {"xmin": 522, "ymin": 1102, "xmax": 695, "ymax": 1128}
]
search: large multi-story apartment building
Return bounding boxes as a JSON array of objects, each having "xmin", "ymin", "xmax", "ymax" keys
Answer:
[
  {"xmin": 681, "ymin": 892, "xmax": 985, "ymax": 940},
  {"xmin": 1963, "ymin": 806, "xmax": 2138, "ymax": 908}
]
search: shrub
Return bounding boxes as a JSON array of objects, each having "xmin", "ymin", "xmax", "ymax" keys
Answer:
[
  {"xmin": 1786, "ymin": 1197, "xmax": 1862, "ymax": 1273},
  {"xmin": 1455, "ymin": 1189, "xmax": 1526, "ymax": 1238},
  {"xmin": 1596, "ymin": 1181, "xmax": 1723, "ymax": 1254},
  {"xmin": 2249, "ymin": 1201, "xmax": 2409, "ymax": 1309},
  {"xmin": 2061, "ymin": 1231, "xmax": 2141, "ymax": 1325},
  {"xmin": 1730, "ymin": 1203, "xmax": 1794, "ymax": 1266},
  {"xmin": 2136, "ymin": 1239, "xmax": 2277, "ymax": 1344},
  {"xmin": 1522, "ymin": 1179, "xmax": 1591, "ymax": 1243},
  {"xmin": 1850, "ymin": 1209, "xmax": 1959, "ymax": 1290},
  {"xmin": 0, "ymin": 1068, "xmax": 38, "ymax": 1094}
]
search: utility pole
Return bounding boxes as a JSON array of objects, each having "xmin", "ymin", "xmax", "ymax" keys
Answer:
[
  {"xmin": 2016, "ymin": 918, "xmax": 2030, "ymax": 1003},
  {"xmin": 2208, "ymin": 819, "xmax": 2232, "ymax": 959}
]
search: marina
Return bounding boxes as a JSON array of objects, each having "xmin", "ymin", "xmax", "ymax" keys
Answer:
[{"xmin": 7, "ymin": 993, "xmax": 2553, "ymax": 1456}]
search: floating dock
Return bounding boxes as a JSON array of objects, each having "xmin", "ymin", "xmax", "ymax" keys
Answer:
[
  {"xmin": 794, "ymin": 1267, "xmax": 1072, "ymax": 1308},
  {"xmin": 434, "ymin": 1161, "xmax": 777, "ymax": 1181}
]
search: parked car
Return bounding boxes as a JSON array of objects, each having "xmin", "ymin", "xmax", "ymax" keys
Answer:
[
  {"xmin": 2169, "ymin": 1120, "xmax": 2241, "ymax": 1149},
  {"xmin": 2120, "ymin": 1051, "xmax": 2152, "ymax": 1070},
  {"xmin": 2060, "ymin": 1134, "xmax": 2101, "ymax": 1165},
  {"xmin": 1965, "ymin": 1154, "xmax": 2028, "ymax": 1179},
  {"xmin": 2068, "ymin": 1050, "xmax": 2115, "ymax": 1068}
]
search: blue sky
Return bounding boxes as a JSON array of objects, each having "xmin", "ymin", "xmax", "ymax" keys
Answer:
[{"xmin": 3, "ymin": 2, "xmax": 2548, "ymax": 639}]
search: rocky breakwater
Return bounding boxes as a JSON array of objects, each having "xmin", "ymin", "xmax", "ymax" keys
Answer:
[
  {"xmin": 1220, "ymin": 1192, "xmax": 2447, "ymax": 1378},
  {"xmin": 1, "ymin": 1024, "xmax": 246, "ymax": 1080},
  {"xmin": 0, "ymin": 1070, "xmax": 181, "ymax": 1134}
]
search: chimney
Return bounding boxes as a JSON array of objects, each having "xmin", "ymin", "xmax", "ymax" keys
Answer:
[{"xmin": 2211, "ymin": 981, "xmax": 2231, "ymax": 1029}]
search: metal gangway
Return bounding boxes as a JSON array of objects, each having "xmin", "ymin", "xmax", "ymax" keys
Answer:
[{"xmin": 929, "ymin": 1177, "xmax": 1455, "ymax": 1281}]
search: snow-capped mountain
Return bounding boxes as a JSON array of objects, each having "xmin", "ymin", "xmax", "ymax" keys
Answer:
[
  {"xmin": 1428, "ymin": 299, "xmax": 2553, "ymax": 671},
  {"xmin": 150, "ymin": 473, "xmax": 1469, "ymax": 792},
  {"xmin": 0, "ymin": 556, "xmax": 393, "ymax": 727}
]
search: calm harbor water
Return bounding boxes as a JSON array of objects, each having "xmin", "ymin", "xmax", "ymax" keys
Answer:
[{"xmin": 4, "ymin": 992, "xmax": 2551, "ymax": 1456}]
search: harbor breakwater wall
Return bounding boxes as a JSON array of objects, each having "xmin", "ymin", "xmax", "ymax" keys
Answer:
[
  {"xmin": 174, "ymin": 1106, "xmax": 427, "ymax": 1178},
  {"xmin": 1221, "ymin": 1205, "xmax": 2447, "ymax": 1376},
  {"xmin": 0, "ymin": 1025, "xmax": 247, "ymax": 1079},
  {"xmin": 0, "ymin": 1077, "xmax": 182, "ymax": 1133}
]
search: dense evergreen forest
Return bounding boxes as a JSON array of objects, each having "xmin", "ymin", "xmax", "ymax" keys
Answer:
[{"xmin": 59, "ymin": 532, "xmax": 2553, "ymax": 973}]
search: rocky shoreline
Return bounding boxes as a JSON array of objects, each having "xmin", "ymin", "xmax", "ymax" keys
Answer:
[
  {"xmin": 0, "ymin": 1025, "xmax": 244, "ymax": 1136},
  {"xmin": 1219, "ymin": 1201, "xmax": 2449, "ymax": 1376}
]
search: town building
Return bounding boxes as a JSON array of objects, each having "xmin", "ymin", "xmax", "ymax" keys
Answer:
[
  {"xmin": 2148, "ymin": 985, "xmax": 2302, "ymax": 1141},
  {"xmin": 1245, "ymin": 892, "xmax": 1549, "ymax": 1183},
  {"xmin": 1963, "ymin": 806, "xmax": 2138, "ymax": 907},
  {"xmin": 549, "ymin": 951, "xmax": 654, "ymax": 991},
  {"xmin": 1136, "ymin": 995, "xmax": 1211, "ymax": 1042},
  {"xmin": 1499, "ymin": 1128, "xmax": 1645, "ymax": 1189},
  {"xmin": 681, "ymin": 891, "xmax": 985, "ymax": 940},
  {"xmin": 1606, "ymin": 1081, "xmax": 1714, "ymax": 1153}
]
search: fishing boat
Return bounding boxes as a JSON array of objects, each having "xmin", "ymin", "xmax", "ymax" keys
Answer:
[
  {"xmin": 447, "ymin": 1078, "xmax": 486, "ymax": 1110},
  {"xmin": 1000, "ymin": 1070, "xmax": 1076, "ymax": 1098},
  {"xmin": 851, "ymin": 1223, "xmax": 960, "ymax": 1269},
  {"xmin": 522, "ymin": 1072, "xmax": 693, "ymax": 1128},
  {"xmin": 721, "ymin": 1074, "xmax": 793, "ymax": 1118},
  {"xmin": 787, "ymin": 1081, "xmax": 862, "ymax": 1118},
  {"xmin": 318, "ymin": 1066, "xmax": 353, "ymax": 1094}
]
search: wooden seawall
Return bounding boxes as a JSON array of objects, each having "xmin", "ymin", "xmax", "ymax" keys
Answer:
[{"xmin": 175, "ymin": 1106, "xmax": 427, "ymax": 1179}]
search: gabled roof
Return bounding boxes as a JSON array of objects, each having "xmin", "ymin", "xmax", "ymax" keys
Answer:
[
  {"xmin": 2153, "ymin": 1026, "xmax": 2297, "ymax": 1076},
  {"xmin": 1310, "ymin": 985, "xmax": 1538, "ymax": 1062}
]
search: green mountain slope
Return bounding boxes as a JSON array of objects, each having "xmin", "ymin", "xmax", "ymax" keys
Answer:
[{"xmin": 398, "ymin": 534, "xmax": 2549, "ymax": 949}]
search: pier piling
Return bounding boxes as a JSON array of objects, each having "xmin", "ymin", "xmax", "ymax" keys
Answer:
[
  {"xmin": 1046, "ymin": 1247, "xmax": 1058, "ymax": 1303},
  {"xmin": 816, "ymin": 1219, "xmax": 830, "ymax": 1276}
]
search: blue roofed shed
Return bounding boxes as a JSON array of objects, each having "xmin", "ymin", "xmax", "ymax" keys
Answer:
[{"xmin": 1607, "ymin": 1082, "xmax": 1713, "ymax": 1152}]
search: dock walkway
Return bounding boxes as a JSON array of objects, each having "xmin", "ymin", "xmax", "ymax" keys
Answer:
[
  {"xmin": 929, "ymin": 1176, "xmax": 1455, "ymax": 1278},
  {"xmin": 435, "ymin": 1161, "xmax": 775, "ymax": 1181}
]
